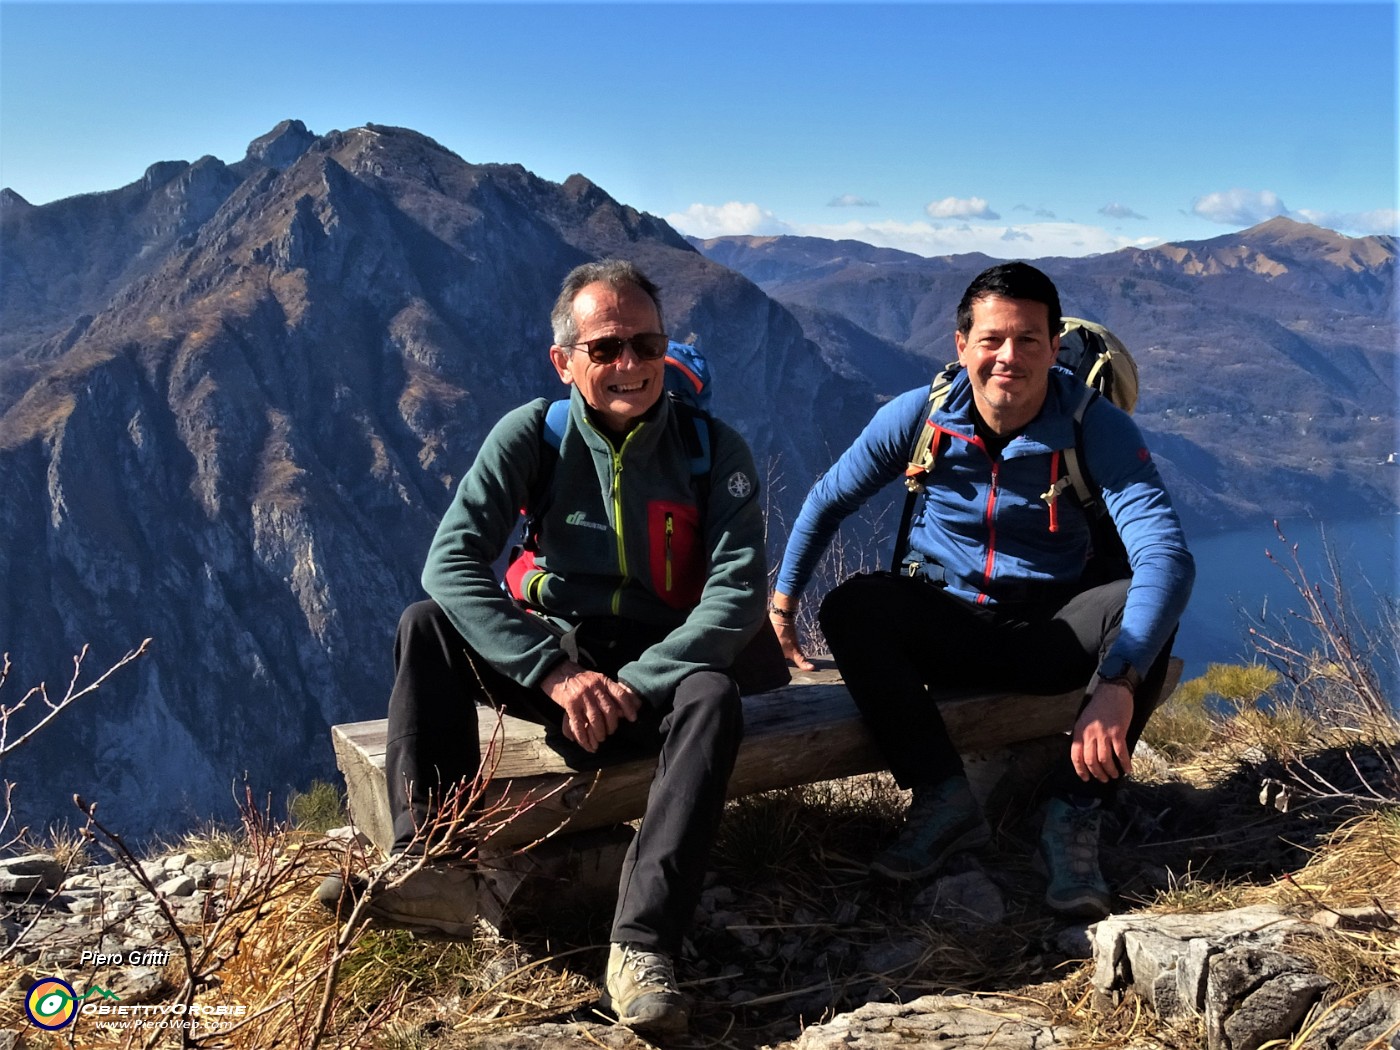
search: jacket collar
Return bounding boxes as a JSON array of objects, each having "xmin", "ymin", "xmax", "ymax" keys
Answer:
[
  {"xmin": 935, "ymin": 367, "xmax": 1081, "ymax": 457},
  {"xmin": 568, "ymin": 384, "xmax": 672, "ymax": 456}
]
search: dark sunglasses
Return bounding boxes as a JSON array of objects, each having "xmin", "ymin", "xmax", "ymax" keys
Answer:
[{"xmin": 564, "ymin": 332, "xmax": 669, "ymax": 364}]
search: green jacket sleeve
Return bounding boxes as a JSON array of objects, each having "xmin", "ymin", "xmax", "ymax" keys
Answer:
[
  {"xmin": 615, "ymin": 419, "xmax": 770, "ymax": 702},
  {"xmin": 420, "ymin": 399, "xmax": 568, "ymax": 690}
]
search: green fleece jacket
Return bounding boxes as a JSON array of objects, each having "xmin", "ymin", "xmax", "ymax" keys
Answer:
[{"xmin": 422, "ymin": 386, "xmax": 769, "ymax": 705}]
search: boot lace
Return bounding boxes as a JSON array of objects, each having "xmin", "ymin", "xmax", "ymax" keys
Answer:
[
  {"xmin": 1064, "ymin": 810, "xmax": 1100, "ymax": 878},
  {"xmin": 623, "ymin": 946, "xmax": 678, "ymax": 993}
]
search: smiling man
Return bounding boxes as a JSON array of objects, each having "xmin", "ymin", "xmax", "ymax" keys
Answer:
[
  {"xmin": 321, "ymin": 260, "xmax": 772, "ymax": 1037},
  {"xmin": 768, "ymin": 262, "xmax": 1194, "ymax": 920}
]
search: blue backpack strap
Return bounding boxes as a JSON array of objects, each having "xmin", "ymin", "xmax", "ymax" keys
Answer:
[
  {"xmin": 543, "ymin": 398, "xmax": 570, "ymax": 451},
  {"xmin": 514, "ymin": 400, "xmax": 569, "ymax": 558}
]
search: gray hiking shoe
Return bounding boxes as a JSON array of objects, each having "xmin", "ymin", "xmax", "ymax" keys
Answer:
[
  {"xmin": 315, "ymin": 860, "xmax": 478, "ymax": 939},
  {"xmin": 869, "ymin": 775, "xmax": 991, "ymax": 881},
  {"xmin": 1037, "ymin": 797, "xmax": 1112, "ymax": 921},
  {"xmin": 601, "ymin": 942, "xmax": 690, "ymax": 1036}
]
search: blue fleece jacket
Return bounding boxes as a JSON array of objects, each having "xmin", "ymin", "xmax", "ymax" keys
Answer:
[{"xmin": 776, "ymin": 368, "xmax": 1194, "ymax": 681}]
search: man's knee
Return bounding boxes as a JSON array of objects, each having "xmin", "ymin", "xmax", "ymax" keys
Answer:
[
  {"xmin": 671, "ymin": 671, "xmax": 743, "ymax": 741},
  {"xmin": 818, "ymin": 572, "xmax": 893, "ymax": 639},
  {"xmin": 398, "ymin": 599, "xmax": 450, "ymax": 640}
]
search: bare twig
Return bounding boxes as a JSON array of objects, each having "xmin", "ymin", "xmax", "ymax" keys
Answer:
[
  {"xmin": 1247, "ymin": 524, "xmax": 1399, "ymax": 806},
  {"xmin": 0, "ymin": 639, "xmax": 152, "ymax": 759}
]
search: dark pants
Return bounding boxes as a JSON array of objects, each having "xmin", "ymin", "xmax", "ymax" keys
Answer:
[
  {"xmin": 818, "ymin": 573, "xmax": 1175, "ymax": 804},
  {"xmin": 384, "ymin": 600, "xmax": 743, "ymax": 953}
]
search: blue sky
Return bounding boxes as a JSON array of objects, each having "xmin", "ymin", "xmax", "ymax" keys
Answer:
[{"xmin": 2, "ymin": 1, "xmax": 1396, "ymax": 258}]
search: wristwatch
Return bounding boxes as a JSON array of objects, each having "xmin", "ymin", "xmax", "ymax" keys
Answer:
[{"xmin": 1095, "ymin": 657, "xmax": 1142, "ymax": 695}]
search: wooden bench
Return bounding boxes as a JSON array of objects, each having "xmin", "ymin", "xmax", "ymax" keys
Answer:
[{"xmin": 332, "ymin": 659, "xmax": 1180, "ymax": 924}]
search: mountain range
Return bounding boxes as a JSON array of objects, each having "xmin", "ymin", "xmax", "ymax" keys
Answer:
[
  {"xmin": 692, "ymin": 221, "xmax": 1397, "ymax": 530},
  {"xmin": 1, "ymin": 119, "xmax": 1395, "ymax": 837}
]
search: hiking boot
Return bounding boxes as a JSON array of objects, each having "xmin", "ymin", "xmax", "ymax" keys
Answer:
[
  {"xmin": 601, "ymin": 942, "xmax": 690, "ymax": 1036},
  {"xmin": 869, "ymin": 775, "xmax": 991, "ymax": 881},
  {"xmin": 314, "ymin": 860, "xmax": 478, "ymax": 939},
  {"xmin": 1037, "ymin": 797, "xmax": 1112, "ymax": 921}
]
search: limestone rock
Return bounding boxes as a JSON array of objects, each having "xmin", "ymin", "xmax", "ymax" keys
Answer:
[
  {"xmin": 775, "ymin": 993, "xmax": 1077, "ymax": 1049},
  {"xmin": 0, "ymin": 855, "xmax": 65, "ymax": 890},
  {"xmin": 1303, "ymin": 985, "xmax": 1400, "ymax": 1050},
  {"xmin": 1207, "ymin": 948, "xmax": 1330, "ymax": 1050}
]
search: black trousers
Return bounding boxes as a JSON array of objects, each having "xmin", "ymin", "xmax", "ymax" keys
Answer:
[
  {"xmin": 818, "ymin": 573, "xmax": 1175, "ymax": 804},
  {"xmin": 384, "ymin": 600, "xmax": 743, "ymax": 953}
]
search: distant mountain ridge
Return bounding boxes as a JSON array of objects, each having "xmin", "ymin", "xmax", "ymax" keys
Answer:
[
  {"xmin": 692, "ymin": 219, "xmax": 1398, "ymax": 531},
  {"xmin": 1, "ymin": 120, "xmax": 1394, "ymax": 838}
]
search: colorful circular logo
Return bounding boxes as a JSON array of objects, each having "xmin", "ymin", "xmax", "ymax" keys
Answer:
[{"xmin": 25, "ymin": 978, "xmax": 78, "ymax": 1030}]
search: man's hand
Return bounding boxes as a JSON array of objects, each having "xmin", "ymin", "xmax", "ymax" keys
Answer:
[
  {"xmin": 1071, "ymin": 681, "xmax": 1135, "ymax": 783},
  {"xmin": 541, "ymin": 660, "xmax": 641, "ymax": 753},
  {"xmin": 770, "ymin": 591, "xmax": 815, "ymax": 672},
  {"xmin": 772, "ymin": 617, "xmax": 815, "ymax": 672}
]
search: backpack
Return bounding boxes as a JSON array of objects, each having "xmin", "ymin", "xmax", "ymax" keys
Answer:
[
  {"xmin": 890, "ymin": 317, "xmax": 1138, "ymax": 580},
  {"xmin": 505, "ymin": 341, "xmax": 714, "ymax": 602}
]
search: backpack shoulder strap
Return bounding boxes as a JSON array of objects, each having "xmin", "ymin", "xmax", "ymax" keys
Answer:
[
  {"xmin": 902, "ymin": 362, "xmax": 961, "ymax": 494},
  {"xmin": 517, "ymin": 400, "xmax": 570, "ymax": 551},
  {"xmin": 543, "ymin": 399, "xmax": 570, "ymax": 451},
  {"xmin": 1061, "ymin": 384, "xmax": 1101, "ymax": 509},
  {"xmin": 891, "ymin": 365, "xmax": 960, "ymax": 573},
  {"xmin": 669, "ymin": 395, "xmax": 711, "ymax": 477}
]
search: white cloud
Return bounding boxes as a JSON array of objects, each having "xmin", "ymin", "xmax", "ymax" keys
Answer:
[
  {"xmin": 1099, "ymin": 202, "xmax": 1146, "ymax": 220},
  {"xmin": 1190, "ymin": 189, "xmax": 1397, "ymax": 237},
  {"xmin": 665, "ymin": 201, "xmax": 793, "ymax": 239},
  {"xmin": 925, "ymin": 195, "xmax": 999, "ymax": 221},
  {"xmin": 780, "ymin": 218, "xmax": 1160, "ymax": 260},
  {"xmin": 667, "ymin": 201, "xmax": 1168, "ymax": 257},
  {"xmin": 828, "ymin": 194, "xmax": 878, "ymax": 208},
  {"xmin": 1191, "ymin": 188, "xmax": 1288, "ymax": 226},
  {"xmin": 1294, "ymin": 207, "xmax": 1399, "ymax": 236}
]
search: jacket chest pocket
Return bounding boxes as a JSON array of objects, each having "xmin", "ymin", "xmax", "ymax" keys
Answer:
[{"xmin": 648, "ymin": 500, "xmax": 704, "ymax": 610}]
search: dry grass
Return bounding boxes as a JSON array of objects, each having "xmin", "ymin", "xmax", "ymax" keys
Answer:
[
  {"xmin": 5, "ymin": 610, "xmax": 1395, "ymax": 1049},
  {"xmin": 287, "ymin": 780, "xmax": 347, "ymax": 835},
  {"xmin": 6, "ymin": 745, "xmax": 1396, "ymax": 1049}
]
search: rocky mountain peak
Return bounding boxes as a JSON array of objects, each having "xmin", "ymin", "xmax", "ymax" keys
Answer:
[
  {"xmin": 1148, "ymin": 216, "xmax": 1396, "ymax": 278},
  {"xmin": 0, "ymin": 188, "xmax": 31, "ymax": 211},
  {"xmin": 0, "ymin": 120, "xmax": 871, "ymax": 838},
  {"xmin": 242, "ymin": 118, "xmax": 317, "ymax": 171},
  {"xmin": 142, "ymin": 160, "xmax": 189, "ymax": 192}
]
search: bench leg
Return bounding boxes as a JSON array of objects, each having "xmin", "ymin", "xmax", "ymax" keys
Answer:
[{"xmin": 477, "ymin": 825, "xmax": 635, "ymax": 934}]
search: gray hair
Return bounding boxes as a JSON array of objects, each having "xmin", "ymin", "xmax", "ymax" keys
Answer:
[{"xmin": 550, "ymin": 260, "xmax": 665, "ymax": 346}]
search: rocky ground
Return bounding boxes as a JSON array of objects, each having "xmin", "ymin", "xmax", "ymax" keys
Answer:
[{"xmin": 1, "ymin": 748, "xmax": 1397, "ymax": 1049}]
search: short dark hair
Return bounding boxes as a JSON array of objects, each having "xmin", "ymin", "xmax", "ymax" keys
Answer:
[
  {"xmin": 955, "ymin": 262, "xmax": 1062, "ymax": 337},
  {"xmin": 551, "ymin": 259, "xmax": 664, "ymax": 346}
]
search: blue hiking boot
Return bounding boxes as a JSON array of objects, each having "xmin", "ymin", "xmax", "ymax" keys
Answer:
[
  {"xmin": 1037, "ymin": 797, "xmax": 1112, "ymax": 921},
  {"xmin": 869, "ymin": 775, "xmax": 991, "ymax": 881}
]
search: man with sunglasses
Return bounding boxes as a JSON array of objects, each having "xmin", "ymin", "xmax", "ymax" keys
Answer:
[{"xmin": 326, "ymin": 260, "xmax": 769, "ymax": 1037}]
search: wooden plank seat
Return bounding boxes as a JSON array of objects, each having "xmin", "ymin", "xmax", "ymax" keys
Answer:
[{"xmin": 332, "ymin": 659, "xmax": 1182, "ymax": 856}]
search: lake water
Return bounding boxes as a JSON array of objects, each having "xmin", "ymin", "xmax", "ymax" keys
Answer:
[{"xmin": 1174, "ymin": 514, "xmax": 1398, "ymax": 689}]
